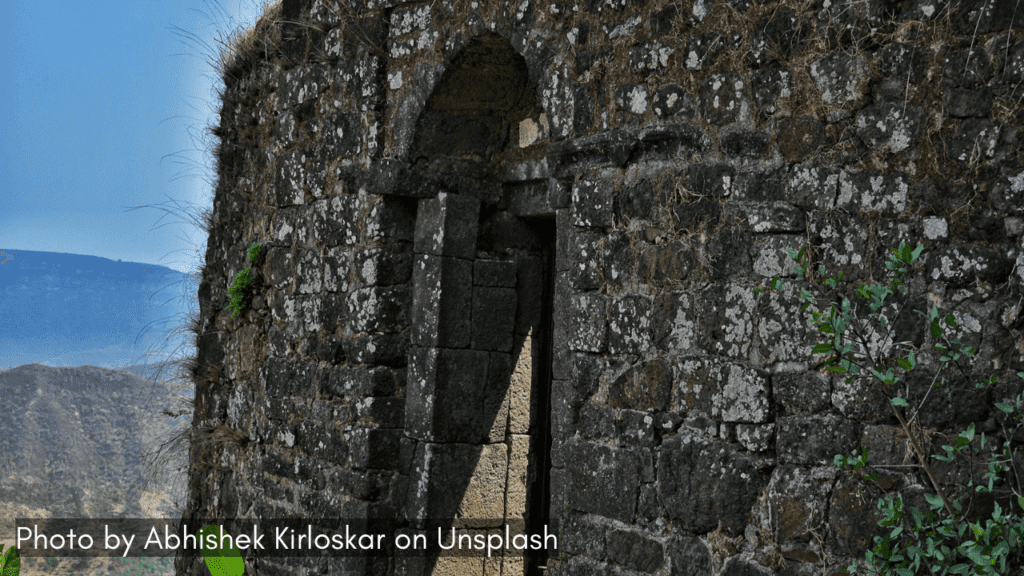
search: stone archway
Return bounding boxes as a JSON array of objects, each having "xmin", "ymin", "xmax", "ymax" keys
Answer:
[{"xmin": 399, "ymin": 32, "xmax": 556, "ymax": 576}]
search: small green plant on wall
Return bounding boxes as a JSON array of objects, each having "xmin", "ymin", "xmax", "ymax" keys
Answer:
[
  {"xmin": 757, "ymin": 242, "xmax": 1024, "ymax": 575},
  {"xmin": 225, "ymin": 241, "xmax": 263, "ymax": 319}
]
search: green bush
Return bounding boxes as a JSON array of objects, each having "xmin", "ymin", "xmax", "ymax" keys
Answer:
[
  {"xmin": 225, "ymin": 241, "xmax": 263, "ymax": 319},
  {"xmin": 757, "ymin": 242, "xmax": 1024, "ymax": 575}
]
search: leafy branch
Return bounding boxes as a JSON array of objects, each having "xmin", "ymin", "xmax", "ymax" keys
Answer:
[{"xmin": 756, "ymin": 241, "xmax": 1024, "ymax": 575}]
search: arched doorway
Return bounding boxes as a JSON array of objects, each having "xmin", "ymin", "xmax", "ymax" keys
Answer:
[{"xmin": 400, "ymin": 32, "xmax": 556, "ymax": 576}]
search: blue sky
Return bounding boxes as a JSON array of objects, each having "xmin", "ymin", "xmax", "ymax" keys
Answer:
[{"xmin": 1, "ymin": 0, "xmax": 272, "ymax": 277}]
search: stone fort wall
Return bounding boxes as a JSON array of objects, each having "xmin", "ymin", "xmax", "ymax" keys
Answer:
[{"xmin": 175, "ymin": 0, "xmax": 1024, "ymax": 573}]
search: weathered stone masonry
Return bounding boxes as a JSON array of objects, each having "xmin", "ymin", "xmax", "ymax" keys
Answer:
[{"xmin": 177, "ymin": 0, "xmax": 1024, "ymax": 573}]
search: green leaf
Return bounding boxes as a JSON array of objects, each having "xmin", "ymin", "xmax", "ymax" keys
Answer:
[
  {"xmin": 891, "ymin": 397, "xmax": 909, "ymax": 407},
  {"xmin": 931, "ymin": 319, "xmax": 943, "ymax": 339},
  {"xmin": 901, "ymin": 243, "xmax": 912, "ymax": 263},
  {"xmin": 812, "ymin": 343, "xmax": 834, "ymax": 354},
  {"xmin": 957, "ymin": 423, "xmax": 975, "ymax": 448},
  {"xmin": 897, "ymin": 357, "xmax": 913, "ymax": 370},
  {"xmin": 197, "ymin": 525, "xmax": 245, "ymax": 576},
  {"xmin": 945, "ymin": 313, "xmax": 958, "ymax": 328},
  {"xmin": 1, "ymin": 546, "xmax": 20, "ymax": 576},
  {"xmin": 924, "ymin": 493, "xmax": 945, "ymax": 510},
  {"xmin": 827, "ymin": 365, "xmax": 848, "ymax": 374},
  {"xmin": 995, "ymin": 403, "xmax": 1014, "ymax": 413}
]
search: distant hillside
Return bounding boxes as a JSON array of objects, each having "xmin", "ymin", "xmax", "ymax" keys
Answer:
[
  {"xmin": 0, "ymin": 248, "xmax": 196, "ymax": 370},
  {"xmin": 0, "ymin": 362, "xmax": 191, "ymax": 521}
]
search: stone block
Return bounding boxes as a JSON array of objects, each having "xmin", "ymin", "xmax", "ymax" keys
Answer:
[
  {"xmin": 571, "ymin": 179, "xmax": 615, "ymax": 228},
  {"xmin": 547, "ymin": 130, "xmax": 636, "ymax": 178},
  {"xmin": 776, "ymin": 415, "xmax": 861, "ymax": 465},
  {"xmin": 273, "ymin": 149, "xmax": 309, "ymax": 206},
  {"xmin": 721, "ymin": 130, "xmax": 770, "ymax": 158},
  {"xmin": 505, "ymin": 434, "xmax": 531, "ymax": 529},
  {"xmin": 352, "ymin": 245, "xmax": 413, "ymax": 287},
  {"xmin": 607, "ymin": 295, "xmax": 653, "ymax": 355},
  {"xmin": 773, "ymin": 371, "xmax": 831, "ymax": 415},
  {"xmin": 736, "ymin": 423, "xmax": 775, "ymax": 452},
  {"xmin": 349, "ymin": 428, "xmax": 402, "ymax": 470},
  {"xmin": 354, "ymin": 397, "xmax": 405, "ymax": 428},
  {"xmin": 752, "ymin": 234, "xmax": 806, "ymax": 278},
  {"xmin": 666, "ymin": 535, "xmax": 711, "ymax": 576},
  {"xmin": 751, "ymin": 65, "xmax": 793, "ymax": 118},
  {"xmin": 699, "ymin": 73, "xmax": 748, "ymax": 124},
  {"xmin": 558, "ymin": 513, "xmax": 607, "ymax": 559},
  {"xmin": 471, "ymin": 286, "xmax": 517, "ymax": 351},
  {"xmin": 404, "ymin": 347, "xmax": 500, "ymax": 443},
  {"xmin": 776, "ymin": 117, "xmax": 825, "ymax": 162},
  {"xmin": 854, "ymin": 103, "xmax": 924, "ymax": 154},
  {"xmin": 608, "ymin": 359, "xmax": 672, "ymax": 411},
  {"xmin": 708, "ymin": 226, "xmax": 752, "ymax": 279},
  {"xmin": 836, "ymin": 169, "xmax": 909, "ymax": 215},
  {"xmin": 674, "ymin": 357, "xmax": 769, "ymax": 423},
  {"xmin": 411, "ymin": 254, "xmax": 473, "ymax": 348},
  {"xmin": 342, "ymin": 334, "xmax": 408, "ymax": 366},
  {"xmin": 578, "ymin": 400, "xmax": 617, "ymax": 441},
  {"xmin": 564, "ymin": 437, "xmax": 640, "ymax": 523},
  {"xmin": 617, "ymin": 409, "xmax": 658, "ymax": 447},
  {"xmin": 743, "ymin": 202, "xmax": 806, "ymax": 233},
  {"xmin": 606, "ymin": 529, "xmax": 666, "ymax": 573},
  {"xmin": 695, "ymin": 283, "xmax": 755, "ymax": 360},
  {"xmin": 473, "ymin": 259, "xmax": 517, "ymax": 287},
  {"xmin": 767, "ymin": 465, "xmax": 834, "ymax": 563},
  {"xmin": 507, "ymin": 177, "xmax": 571, "ymax": 217},
  {"xmin": 406, "ymin": 442, "xmax": 507, "ymax": 527},
  {"xmin": 321, "ymin": 111, "xmax": 361, "ymax": 157},
  {"xmin": 414, "ymin": 192, "xmax": 480, "ymax": 259},
  {"xmin": 295, "ymin": 419, "xmax": 349, "ymax": 466},
  {"xmin": 507, "ymin": 338, "xmax": 534, "ymax": 436},
  {"xmin": 687, "ymin": 163, "xmax": 735, "ymax": 198},
  {"xmin": 568, "ymin": 292, "xmax": 607, "ymax": 352},
  {"xmin": 321, "ymin": 366, "xmax": 403, "ymax": 398},
  {"xmin": 756, "ymin": 281, "xmax": 815, "ymax": 363},
  {"xmin": 827, "ymin": 475, "xmax": 884, "ymax": 558},
  {"xmin": 657, "ymin": 435, "xmax": 768, "ymax": 535},
  {"xmin": 347, "ymin": 285, "xmax": 410, "ymax": 334},
  {"xmin": 568, "ymin": 230, "xmax": 603, "ymax": 291},
  {"xmin": 261, "ymin": 357, "xmax": 318, "ymax": 400}
]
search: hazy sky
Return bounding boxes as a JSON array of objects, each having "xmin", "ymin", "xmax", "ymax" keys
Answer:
[{"xmin": 1, "ymin": 0, "xmax": 274, "ymax": 276}]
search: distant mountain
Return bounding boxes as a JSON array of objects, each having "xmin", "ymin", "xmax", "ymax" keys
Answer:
[{"xmin": 0, "ymin": 248, "xmax": 197, "ymax": 370}]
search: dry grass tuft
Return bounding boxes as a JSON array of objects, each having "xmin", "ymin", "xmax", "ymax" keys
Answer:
[{"xmin": 215, "ymin": 0, "xmax": 285, "ymax": 83}]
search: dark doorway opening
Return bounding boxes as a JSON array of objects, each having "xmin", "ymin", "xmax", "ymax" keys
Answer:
[{"xmin": 522, "ymin": 217, "xmax": 555, "ymax": 576}]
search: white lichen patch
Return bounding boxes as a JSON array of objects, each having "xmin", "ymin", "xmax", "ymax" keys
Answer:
[
  {"xmin": 716, "ymin": 285, "xmax": 755, "ymax": 359},
  {"xmin": 860, "ymin": 174, "xmax": 908, "ymax": 214},
  {"xmin": 736, "ymin": 423, "xmax": 775, "ymax": 451},
  {"xmin": 301, "ymin": 297, "xmax": 323, "ymax": 333},
  {"xmin": 810, "ymin": 217, "xmax": 866, "ymax": 268},
  {"xmin": 628, "ymin": 85, "xmax": 648, "ymax": 115},
  {"xmin": 930, "ymin": 248, "xmax": 988, "ymax": 281},
  {"xmin": 786, "ymin": 165, "xmax": 837, "ymax": 210},
  {"xmin": 391, "ymin": 3, "xmax": 432, "ymax": 37},
  {"xmin": 667, "ymin": 294, "xmax": 697, "ymax": 354},
  {"xmin": 753, "ymin": 235, "xmax": 804, "ymax": 278},
  {"xmin": 716, "ymin": 364, "xmax": 769, "ymax": 423},
  {"xmin": 608, "ymin": 296, "xmax": 652, "ymax": 353},
  {"xmin": 757, "ymin": 282, "xmax": 816, "ymax": 363},
  {"xmin": 923, "ymin": 217, "xmax": 948, "ymax": 240},
  {"xmin": 296, "ymin": 253, "xmax": 324, "ymax": 294}
]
